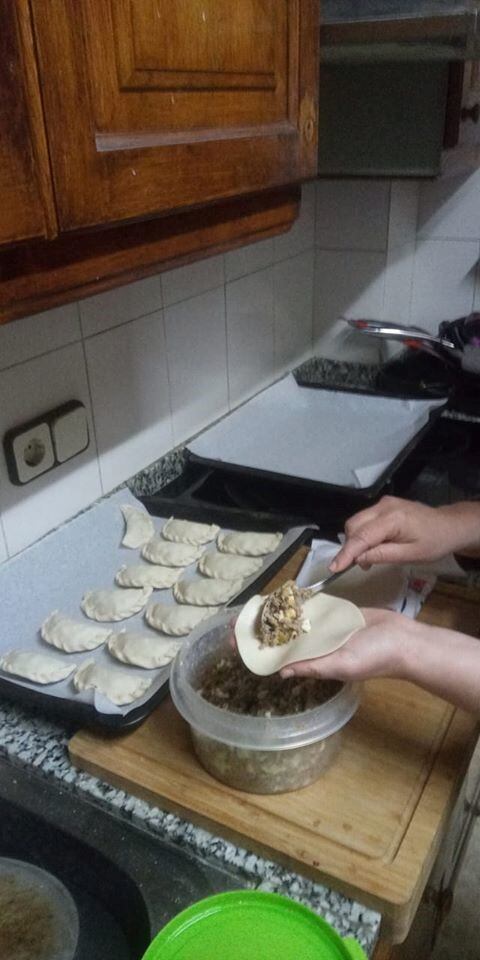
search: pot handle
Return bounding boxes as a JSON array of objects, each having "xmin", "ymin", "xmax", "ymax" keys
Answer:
[{"xmin": 342, "ymin": 937, "xmax": 368, "ymax": 959}]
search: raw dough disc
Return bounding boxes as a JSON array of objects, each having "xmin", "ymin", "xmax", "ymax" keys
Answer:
[
  {"xmin": 115, "ymin": 564, "xmax": 180, "ymax": 590},
  {"xmin": 235, "ymin": 591, "xmax": 365, "ymax": 676},
  {"xmin": 41, "ymin": 611, "xmax": 111, "ymax": 652},
  {"xmin": 81, "ymin": 586, "xmax": 152, "ymax": 622},
  {"xmin": 217, "ymin": 530, "xmax": 282, "ymax": 557},
  {"xmin": 162, "ymin": 517, "xmax": 220, "ymax": 545},
  {"xmin": 173, "ymin": 577, "xmax": 243, "ymax": 606},
  {"xmin": 121, "ymin": 504, "xmax": 155, "ymax": 549},
  {"xmin": 142, "ymin": 537, "xmax": 203, "ymax": 567},
  {"xmin": 146, "ymin": 602, "xmax": 219, "ymax": 637},
  {"xmin": 73, "ymin": 660, "xmax": 152, "ymax": 705},
  {"xmin": 0, "ymin": 650, "xmax": 77, "ymax": 684},
  {"xmin": 198, "ymin": 550, "xmax": 263, "ymax": 581},
  {"xmin": 107, "ymin": 631, "xmax": 181, "ymax": 668}
]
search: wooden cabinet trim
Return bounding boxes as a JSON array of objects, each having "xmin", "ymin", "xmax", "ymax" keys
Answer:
[{"xmin": 0, "ymin": 186, "xmax": 300, "ymax": 325}]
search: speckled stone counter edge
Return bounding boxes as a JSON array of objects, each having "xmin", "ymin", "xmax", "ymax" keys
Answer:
[{"xmin": 0, "ymin": 358, "xmax": 387, "ymax": 954}]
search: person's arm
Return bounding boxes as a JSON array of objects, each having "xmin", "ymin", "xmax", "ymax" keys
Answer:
[
  {"xmin": 281, "ymin": 608, "xmax": 480, "ymax": 714},
  {"xmin": 330, "ymin": 496, "xmax": 480, "ymax": 573}
]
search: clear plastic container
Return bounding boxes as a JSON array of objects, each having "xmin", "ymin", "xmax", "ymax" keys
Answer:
[{"xmin": 170, "ymin": 610, "xmax": 361, "ymax": 795}]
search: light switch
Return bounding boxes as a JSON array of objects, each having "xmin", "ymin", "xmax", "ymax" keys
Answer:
[{"xmin": 51, "ymin": 402, "xmax": 89, "ymax": 463}]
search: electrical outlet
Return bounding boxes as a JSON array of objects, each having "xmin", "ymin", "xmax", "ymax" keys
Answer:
[
  {"xmin": 4, "ymin": 401, "xmax": 90, "ymax": 485},
  {"xmin": 8, "ymin": 422, "xmax": 55, "ymax": 484}
]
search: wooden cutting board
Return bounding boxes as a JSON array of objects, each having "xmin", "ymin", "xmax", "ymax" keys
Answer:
[{"xmin": 69, "ymin": 554, "xmax": 480, "ymax": 942}]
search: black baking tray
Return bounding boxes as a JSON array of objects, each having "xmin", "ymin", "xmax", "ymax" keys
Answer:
[
  {"xmin": 0, "ymin": 506, "xmax": 315, "ymax": 734},
  {"xmin": 188, "ymin": 386, "xmax": 448, "ymax": 503}
]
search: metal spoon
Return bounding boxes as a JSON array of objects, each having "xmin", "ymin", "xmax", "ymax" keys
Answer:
[{"xmin": 260, "ymin": 563, "xmax": 355, "ymax": 643}]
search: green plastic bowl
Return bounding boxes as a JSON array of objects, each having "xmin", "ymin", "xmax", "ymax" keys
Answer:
[{"xmin": 142, "ymin": 891, "xmax": 367, "ymax": 960}]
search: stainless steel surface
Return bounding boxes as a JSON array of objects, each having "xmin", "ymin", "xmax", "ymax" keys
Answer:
[
  {"xmin": 344, "ymin": 318, "xmax": 461, "ymax": 363},
  {"xmin": 323, "ymin": 1, "xmax": 477, "ymax": 25}
]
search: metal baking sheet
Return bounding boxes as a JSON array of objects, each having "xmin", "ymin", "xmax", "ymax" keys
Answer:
[
  {"xmin": 187, "ymin": 374, "xmax": 446, "ymax": 492},
  {"xmin": 0, "ymin": 489, "xmax": 308, "ymax": 729}
]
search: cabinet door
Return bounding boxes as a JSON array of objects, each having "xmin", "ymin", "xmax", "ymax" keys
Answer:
[
  {"xmin": 0, "ymin": 1, "xmax": 56, "ymax": 245},
  {"xmin": 32, "ymin": 0, "xmax": 318, "ymax": 231}
]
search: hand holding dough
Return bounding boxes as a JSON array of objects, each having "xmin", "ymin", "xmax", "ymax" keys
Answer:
[{"xmin": 235, "ymin": 591, "xmax": 365, "ymax": 676}]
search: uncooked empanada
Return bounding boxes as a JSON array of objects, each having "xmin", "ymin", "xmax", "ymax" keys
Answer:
[
  {"xmin": 173, "ymin": 577, "xmax": 242, "ymax": 606},
  {"xmin": 121, "ymin": 504, "xmax": 155, "ymax": 548},
  {"xmin": 107, "ymin": 631, "xmax": 181, "ymax": 668},
  {"xmin": 41, "ymin": 611, "xmax": 111, "ymax": 653},
  {"xmin": 0, "ymin": 650, "xmax": 77, "ymax": 684},
  {"xmin": 81, "ymin": 586, "xmax": 152, "ymax": 622},
  {"xmin": 73, "ymin": 660, "xmax": 152, "ymax": 705},
  {"xmin": 162, "ymin": 517, "xmax": 220, "ymax": 545},
  {"xmin": 235, "ymin": 591, "xmax": 365, "ymax": 676},
  {"xmin": 115, "ymin": 564, "xmax": 180, "ymax": 590},
  {"xmin": 217, "ymin": 530, "xmax": 282, "ymax": 557},
  {"xmin": 142, "ymin": 536, "xmax": 203, "ymax": 567},
  {"xmin": 198, "ymin": 550, "xmax": 263, "ymax": 581},
  {"xmin": 146, "ymin": 602, "xmax": 219, "ymax": 636}
]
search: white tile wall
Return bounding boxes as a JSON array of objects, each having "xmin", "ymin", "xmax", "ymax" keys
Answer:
[
  {"xmin": 165, "ymin": 287, "xmax": 228, "ymax": 444},
  {"xmin": 0, "ymin": 343, "xmax": 101, "ymax": 555},
  {"xmin": 84, "ymin": 311, "xmax": 173, "ymax": 492},
  {"xmin": 79, "ymin": 276, "xmax": 162, "ymax": 337},
  {"xmin": 226, "ymin": 266, "xmax": 275, "ymax": 408},
  {"xmin": 2, "ymin": 165, "xmax": 480, "ymax": 558},
  {"xmin": 274, "ymin": 250, "xmax": 314, "ymax": 373}
]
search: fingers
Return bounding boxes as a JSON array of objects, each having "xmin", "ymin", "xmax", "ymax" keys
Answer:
[
  {"xmin": 280, "ymin": 653, "xmax": 345, "ymax": 681},
  {"xmin": 331, "ymin": 511, "xmax": 406, "ymax": 572}
]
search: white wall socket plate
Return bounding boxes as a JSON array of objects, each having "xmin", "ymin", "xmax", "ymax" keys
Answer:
[
  {"xmin": 12, "ymin": 423, "xmax": 56, "ymax": 484},
  {"xmin": 4, "ymin": 401, "xmax": 90, "ymax": 485}
]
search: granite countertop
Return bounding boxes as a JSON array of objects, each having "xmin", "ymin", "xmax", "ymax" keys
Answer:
[{"xmin": 0, "ymin": 358, "xmax": 419, "ymax": 957}]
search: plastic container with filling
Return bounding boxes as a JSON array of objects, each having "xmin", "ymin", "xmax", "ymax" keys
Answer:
[
  {"xmin": 170, "ymin": 611, "xmax": 360, "ymax": 794},
  {"xmin": 141, "ymin": 891, "xmax": 368, "ymax": 960}
]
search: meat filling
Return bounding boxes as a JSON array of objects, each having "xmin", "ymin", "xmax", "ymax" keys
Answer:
[{"xmin": 259, "ymin": 580, "xmax": 310, "ymax": 647}]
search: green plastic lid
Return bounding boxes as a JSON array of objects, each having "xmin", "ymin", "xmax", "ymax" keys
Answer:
[{"xmin": 142, "ymin": 891, "xmax": 367, "ymax": 960}]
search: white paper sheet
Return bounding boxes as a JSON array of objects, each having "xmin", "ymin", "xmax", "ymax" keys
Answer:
[
  {"xmin": 0, "ymin": 488, "xmax": 306, "ymax": 717},
  {"xmin": 188, "ymin": 374, "xmax": 446, "ymax": 489}
]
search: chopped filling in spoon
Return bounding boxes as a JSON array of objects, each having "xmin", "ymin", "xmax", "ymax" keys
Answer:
[{"xmin": 259, "ymin": 580, "xmax": 311, "ymax": 647}]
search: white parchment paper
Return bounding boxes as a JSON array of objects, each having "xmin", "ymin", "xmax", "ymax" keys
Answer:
[
  {"xmin": 0, "ymin": 489, "xmax": 306, "ymax": 717},
  {"xmin": 188, "ymin": 374, "xmax": 446, "ymax": 489}
]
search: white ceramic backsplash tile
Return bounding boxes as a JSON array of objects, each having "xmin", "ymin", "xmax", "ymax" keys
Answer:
[
  {"xmin": 79, "ymin": 276, "xmax": 162, "ymax": 338},
  {"xmin": 225, "ymin": 238, "xmax": 275, "ymax": 282},
  {"xmin": 161, "ymin": 254, "xmax": 225, "ymax": 307},
  {"xmin": 0, "ymin": 304, "xmax": 81, "ymax": 372},
  {"xmin": 274, "ymin": 182, "xmax": 316, "ymax": 262},
  {"xmin": 226, "ymin": 267, "xmax": 275, "ymax": 408},
  {"xmin": 388, "ymin": 181, "xmax": 420, "ymax": 248},
  {"xmin": 85, "ymin": 311, "xmax": 173, "ymax": 492},
  {"xmin": 0, "ymin": 343, "xmax": 101, "ymax": 556},
  {"xmin": 417, "ymin": 166, "xmax": 480, "ymax": 241},
  {"xmin": 410, "ymin": 239, "xmax": 479, "ymax": 330},
  {"xmin": 382, "ymin": 243, "xmax": 416, "ymax": 324},
  {"xmin": 274, "ymin": 251, "xmax": 314, "ymax": 372},
  {"xmin": 315, "ymin": 180, "xmax": 391, "ymax": 252},
  {"xmin": 313, "ymin": 249, "xmax": 386, "ymax": 360},
  {"xmin": 165, "ymin": 287, "xmax": 228, "ymax": 444}
]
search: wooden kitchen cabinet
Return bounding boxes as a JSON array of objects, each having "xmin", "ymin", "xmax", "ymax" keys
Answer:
[
  {"xmin": 0, "ymin": 1, "xmax": 56, "ymax": 246},
  {"xmin": 0, "ymin": 0, "xmax": 318, "ymax": 324},
  {"xmin": 30, "ymin": 0, "xmax": 318, "ymax": 232}
]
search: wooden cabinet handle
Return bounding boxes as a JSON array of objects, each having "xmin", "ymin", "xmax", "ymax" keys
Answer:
[{"xmin": 461, "ymin": 104, "xmax": 480, "ymax": 124}]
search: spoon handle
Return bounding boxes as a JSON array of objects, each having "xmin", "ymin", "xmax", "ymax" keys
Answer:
[{"xmin": 304, "ymin": 563, "xmax": 355, "ymax": 597}]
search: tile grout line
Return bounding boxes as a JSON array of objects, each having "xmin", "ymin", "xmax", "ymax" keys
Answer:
[{"xmin": 80, "ymin": 338, "xmax": 104, "ymax": 495}]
